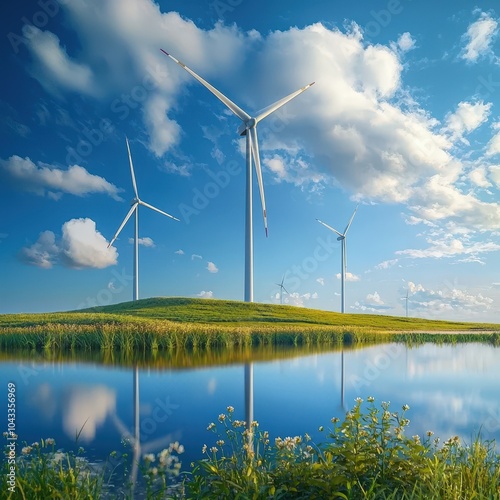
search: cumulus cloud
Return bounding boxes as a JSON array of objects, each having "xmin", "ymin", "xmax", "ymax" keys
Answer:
[
  {"xmin": 191, "ymin": 254, "xmax": 202, "ymax": 260},
  {"xmin": 352, "ymin": 291, "xmax": 392, "ymax": 313},
  {"xmin": 207, "ymin": 261, "xmax": 219, "ymax": 273},
  {"xmin": 285, "ymin": 291, "xmax": 319, "ymax": 307},
  {"xmin": 396, "ymin": 32, "xmax": 416, "ymax": 53},
  {"xmin": 375, "ymin": 259, "xmax": 399, "ymax": 270},
  {"xmin": 336, "ymin": 272, "xmax": 360, "ymax": 282},
  {"xmin": 406, "ymin": 281, "xmax": 493, "ymax": 317},
  {"xmin": 0, "ymin": 155, "xmax": 122, "ymax": 200},
  {"xmin": 174, "ymin": 249, "xmax": 184, "ymax": 255},
  {"xmin": 197, "ymin": 290, "xmax": 213, "ymax": 298},
  {"xmin": 19, "ymin": 231, "xmax": 60, "ymax": 268},
  {"xmin": 442, "ymin": 101, "xmax": 491, "ymax": 144},
  {"xmin": 19, "ymin": 218, "xmax": 117, "ymax": 269},
  {"xmin": 129, "ymin": 236, "xmax": 155, "ymax": 247},
  {"xmin": 316, "ymin": 277, "xmax": 325, "ymax": 286},
  {"xmin": 396, "ymin": 237, "xmax": 500, "ymax": 260},
  {"xmin": 62, "ymin": 385, "xmax": 116, "ymax": 442},
  {"xmin": 19, "ymin": 1, "xmax": 500, "ymax": 233},
  {"xmin": 461, "ymin": 12, "xmax": 498, "ymax": 62}
]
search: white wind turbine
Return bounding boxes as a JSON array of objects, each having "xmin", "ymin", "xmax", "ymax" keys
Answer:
[
  {"xmin": 317, "ymin": 205, "xmax": 359, "ymax": 313},
  {"xmin": 161, "ymin": 49, "xmax": 314, "ymax": 302},
  {"xmin": 276, "ymin": 275, "xmax": 289, "ymax": 305},
  {"xmin": 108, "ymin": 138, "xmax": 179, "ymax": 301}
]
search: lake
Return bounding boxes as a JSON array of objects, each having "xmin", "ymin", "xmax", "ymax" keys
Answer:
[{"xmin": 2, "ymin": 342, "xmax": 499, "ymax": 488}]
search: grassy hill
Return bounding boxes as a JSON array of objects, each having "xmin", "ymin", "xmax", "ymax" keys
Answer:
[
  {"xmin": 0, "ymin": 296, "xmax": 499, "ymax": 331},
  {"xmin": 0, "ymin": 297, "xmax": 498, "ymax": 353}
]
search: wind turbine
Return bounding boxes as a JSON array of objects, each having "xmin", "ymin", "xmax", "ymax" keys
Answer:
[
  {"xmin": 404, "ymin": 289, "xmax": 409, "ymax": 318},
  {"xmin": 317, "ymin": 205, "xmax": 359, "ymax": 313},
  {"xmin": 108, "ymin": 138, "xmax": 179, "ymax": 301},
  {"xmin": 161, "ymin": 49, "xmax": 314, "ymax": 302},
  {"xmin": 276, "ymin": 275, "xmax": 289, "ymax": 305}
]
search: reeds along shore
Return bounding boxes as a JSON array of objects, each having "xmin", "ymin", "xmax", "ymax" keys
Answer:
[{"xmin": 0, "ymin": 320, "xmax": 499, "ymax": 353}]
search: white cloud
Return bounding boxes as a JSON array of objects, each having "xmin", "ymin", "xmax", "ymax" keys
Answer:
[
  {"xmin": 461, "ymin": 12, "xmax": 498, "ymax": 62},
  {"xmin": 486, "ymin": 128, "xmax": 500, "ymax": 157},
  {"xmin": 285, "ymin": 292, "xmax": 319, "ymax": 307},
  {"xmin": 396, "ymin": 32, "xmax": 416, "ymax": 52},
  {"xmin": 365, "ymin": 291, "xmax": 385, "ymax": 306},
  {"xmin": 62, "ymin": 385, "xmax": 116, "ymax": 442},
  {"xmin": 197, "ymin": 290, "xmax": 213, "ymax": 298},
  {"xmin": 316, "ymin": 277, "xmax": 325, "ymax": 286},
  {"xmin": 19, "ymin": 230, "xmax": 59, "ymax": 268},
  {"xmin": 469, "ymin": 167, "xmax": 491, "ymax": 188},
  {"xmin": 20, "ymin": 2, "xmax": 500, "ymax": 232},
  {"xmin": 406, "ymin": 281, "xmax": 493, "ymax": 317},
  {"xmin": 23, "ymin": 26, "xmax": 98, "ymax": 97},
  {"xmin": 375, "ymin": 258, "xmax": 399, "ymax": 270},
  {"xmin": 396, "ymin": 237, "xmax": 500, "ymax": 260},
  {"xmin": 336, "ymin": 272, "xmax": 360, "ymax": 281},
  {"xmin": 191, "ymin": 254, "xmax": 202, "ymax": 260},
  {"xmin": 442, "ymin": 101, "xmax": 491, "ymax": 144},
  {"xmin": 61, "ymin": 218, "xmax": 118, "ymax": 269},
  {"xmin": 129, "ymin": 236, "xmax": 155, "ymax": 247},
  {"xmin": 20, "ymin": 219, "xmax": 118, "ymax": 269},
  {"xmin": 0, "ymin": 155, "xmax": 122, "ymax": 200},
  {"xmin": 207, "ymin": 261, "xmax": 219, "ymax": 273},
  {"xmin": 174, "ymin": 249, "xmax": 184, "ymax": 255}
]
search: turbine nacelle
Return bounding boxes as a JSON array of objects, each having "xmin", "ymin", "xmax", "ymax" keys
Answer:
[
  {"xmin": 337, "ymin": 236, "xmax": 344, "ymax": 241},
  {"xmin": 238, "ymin": 118, "xmax": 257, "ymax": 136},
  {"xmin": 131, "ymin": 198, "xmax": 139, "ymax": 206}
]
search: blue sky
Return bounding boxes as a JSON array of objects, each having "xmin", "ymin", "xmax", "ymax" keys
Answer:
[{"xmin": 1, "ymin": 0, "xmax": 500, "ymax": 320}]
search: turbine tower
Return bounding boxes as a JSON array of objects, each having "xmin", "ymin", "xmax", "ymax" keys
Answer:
[
  {"xmin": 276, "ymin": 275, "xmax": 289, "ymax": 305},
  {"xmin": 404, "ymin": 289, "xmax": 409, "ymax": 318},
  {"xmin": 161, "ymin": 49, "xmax": 314, "ymax": 302},
  {"xmin": 317, "ymin": 205, "xmax": 358, "ymax": 313},
  {"xmin": 108, "ymin": 138, "xmax": 179, "ymax": 301}
]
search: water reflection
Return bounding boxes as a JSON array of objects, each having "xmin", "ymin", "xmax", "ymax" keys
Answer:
[{"xmin": 1, "ymin": 342, "xmax": 499, "ymax": 487}]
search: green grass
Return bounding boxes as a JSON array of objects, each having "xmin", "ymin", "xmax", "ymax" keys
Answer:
[
  {"xmin": 0, "ymin": 297, "xmax": 498, "ymax": 353},
  {"xmin": 3, "ymin": 400, "xmax": 499, "ymax": 499}
]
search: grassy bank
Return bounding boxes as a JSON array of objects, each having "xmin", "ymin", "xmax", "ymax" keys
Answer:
[
  {"xmin": 0, "ymin": 297, "xmax": 499, "ymax": 353},
  {"xmin": 2, "ymin": 399, "xmax": 499, "ymax": 499}
]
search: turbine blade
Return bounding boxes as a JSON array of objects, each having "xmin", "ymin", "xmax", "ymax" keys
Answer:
[
  {"xmin": 316, "ymin": 219, "xmax": 343, "ymax": 238},
  {"xmin": 108, "ymin": 204, "xmax": 137, "ymax": 247},
  {"xmin": 282, "ymin": 286, "xmax": 289, "ymax": 295},
  {"xmin": 160, "ymin": 49, "xmax": 251, "ymax": 122},
  {"xmin": 255, "ymin": 82, "xmax": 315, "ymax": 123},
  {"xmin": 280, "ymin": 275, "xmax": 285, "ymax": 287},
  {"xmin": 139, "ymin": 200, "xmax": 180, "ymax": 221},
  {"xmin": 249, "ymin": 126, "xmax": 268, "ymax": 237},
  {"xmin": 344, "ymin": 204, "xmax": 359, "ymax": 235},
  {"xmin": 126, "ymin": 137, "xmax": 139, "ymax": 199}
]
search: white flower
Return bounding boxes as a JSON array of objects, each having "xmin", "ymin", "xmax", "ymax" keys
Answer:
[{"xmin": 143, "ymin": 453, "xmax": 155, "ymax": 463}]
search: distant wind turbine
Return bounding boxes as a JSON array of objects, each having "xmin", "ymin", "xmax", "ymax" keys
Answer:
[
  {"xmin": 161, "ymin": 49, "xmax": 314, "ymax": 302},
  {"xmin": 404, "ymin": 289, "xmax": 409, "ymax": 318},
  {"xmin": 108, "ymin": 138, "xmax": 179, "ymax": 301},
  {"xmin": 276, "ymin": 275, "xmax": 289, "ymax": 305},
  {"xmin": 317, "ymin": 205, "xmax": 359, "ymax": 313}
]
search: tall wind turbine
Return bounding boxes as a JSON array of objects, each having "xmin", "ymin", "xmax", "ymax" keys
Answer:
[
  {"xmin": 108, "ymin": 138, "xmax": 179, "ymax": 301},
  {"xmin": 404, "ymin": 289, "xmax": 409, "ymax": 318},
  {"xmin": 276, "ymin": 275, "xmax": 289, "ymax": 305},
  {"xmin": 317, "ymin": 205, "xmax": 358, "ymax": 313},
  {"xmin": 161, "ymin": 49, "xmax": 314, "ymax": 302}
]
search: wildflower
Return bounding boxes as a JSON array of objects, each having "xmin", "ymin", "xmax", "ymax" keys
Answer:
[
  {"xmin": 331, "ymin": 417, "xmax": 340, "ymax": 424},
  {"xmin": 207, "ymin": 422, "xmax": 216, "ymax": 431},
  {"xmin": 202, "ymin": 444, "xmax": 207, "ymax": 454},
  {"xmin": 144, "ymin": 453, "xmax": 155, "ymax": 463},
  {"xmin": 2, "ymin": 432, "xmax": 8, "ymax": 437},
  {"xmin": 22, "ymin": 446, "xmax": 33, "ymax": 455},
  {"xmin": 218, "ymin": 414, "xmax": 226, "ymax": 422},
  {"xmin": 227, "ymin": 406, "xmax": 234, "ymax": 413},
  {"xmin": 412, "ymin": 435, "xmax": 421, "ymax": 444},
  {"xmin": 45, "ymin": 438, "xmax": 55, "ymax": 446},
  {"xmin": 177, "ymin": 444, "xmax": 184, "ymax": 454},
  {"xmin": 232, "ymin": 420, "xmax": 244, "ymax": 428},
  {"xmin": 151, "ymin": 467, "xmax": 158, "ymax": 476},
  {"xmin": 216, "ymin": 440, "xmax": 225, "ymax": 447},
  {"xmin": 318, "ymin": 426, "xmax": 324, "ymax": 432},
  {"xmin": 355, "ymin": 397, "xmax": 363, "ymax": 404},
  {"xmin": 367, "ymin": 396, "xmax": 375, "ymax": 403},
  {"xmin": 251, "ymin": 421, "xmax": 259, "ymax": 428},
  {"xmin": 426, "ymin": 431, "xmax": 434, "ymax": 437},
  {"xmin": 31, "ymin": 441, "xmax": 40, "ymax": 448},
  {"xmin": 210, "ymin": 447, "xmax": 218, "ymax": 453},
  {"xmin": 402, "ymin": 404, "xmax": 410, "ymax": 411},
  {"xmin": 304, "ymin": 433, "xmax": 311, "ymax": 442}
]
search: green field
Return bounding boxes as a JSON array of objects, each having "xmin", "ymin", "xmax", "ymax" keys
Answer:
[{"xmin": 0, "ymin": 297, "xmax": 499, "ymax": 353}]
